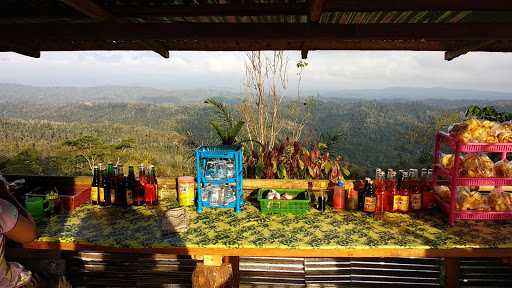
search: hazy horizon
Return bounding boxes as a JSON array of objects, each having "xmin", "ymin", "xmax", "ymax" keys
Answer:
[{"xmin": 2, "ymin": 50, "xmax": 512, "ymax": 94}]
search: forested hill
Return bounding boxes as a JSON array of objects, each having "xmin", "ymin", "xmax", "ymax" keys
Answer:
[
  {"xmin": 1, "ymin": 94, "xmax": 512, "ymax": 177},
  {"xmin": 0, "ymin": 83, "xmax": 240, "ymax": 105}
]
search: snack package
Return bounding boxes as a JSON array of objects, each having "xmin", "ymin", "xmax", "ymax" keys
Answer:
[
  {"xmin": 448, "ymin": 119, "xmax": 502, "ymax": 144},
  {"xmin": 440, "ymin": 153, "xmax": 463, "ymax": 169},
  {"xmin": 489, "ymin": 187, "xmax": 512, "ymax": 212},
  {"xmin": 434, "ymin": 185, "xmax": 451, "ymax": 203},
  {"xmin": 494, "ymin": 121, "xmax": 512, "ymax": 143},
  {"xmin": 479, "ymin": 194, "xmax": 491, "ymax": 211},
  {"xmin": 457, "ymin": 187, "xmax": 481, "ymax": 211},
  {"xmin": 460, "ymin": 153, "xmax": 496, "ymax": 178},
  {"xmin": 495, "ymin": 159, "xmax": 512, "ymax": 178}
]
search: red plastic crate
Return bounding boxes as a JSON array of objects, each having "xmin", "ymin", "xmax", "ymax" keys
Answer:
[
  {"xmin": 433, "ymin": 131, "xmax": 512, "ymax": 225},
  {"xmin": 25, "ymin": 185, "xmax": 90, "ymax": 212}
]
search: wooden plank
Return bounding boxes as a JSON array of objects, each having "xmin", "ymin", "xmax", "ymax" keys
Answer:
[
  {"xmin": 21, "ymin": 242, "xmax": 512, "ymax": 258},
  {"xmin": 61, "ymin": 0, "xmax": 169, "ymax": 59},
  {"xmin": 61, "ymin": 0, "xmax": 113, "ymax": 21},
  {"xmin": 226, "ymin": 256, "xmax": 240, "ymax": 288},
  {"xmin": 445, "ymin": 257, "xmax": 460, "ymax": 288},
  {"xmin": 2, "ymin": 23, "xmax": 512, "ymax": 42},
  {"xmin": 324, "ymin": 0, "xmax": 512, "ymax": 11},
  {"xmin": 309, "ymin": 0, "xmax": 326, "ymax": 23},
  {"xmin": 5, "ymin": 38, "xmax": 512, "ymax": 53}
]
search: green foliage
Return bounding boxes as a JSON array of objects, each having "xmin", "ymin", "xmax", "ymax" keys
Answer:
[
  {"xmin": 205, "ymin": 98, "xmax": 245, "ymax": 145},
  {"xmin": 465, "ymin": 105, "xmax": 512, "ymax": 122},
  {"xmin": 245, "ymin": 139, "xmax": 350, "ymax": 182}
]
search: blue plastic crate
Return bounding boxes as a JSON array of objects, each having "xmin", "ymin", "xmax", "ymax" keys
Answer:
[{"xmin": 195, "ymin": 145, "xmax": 243, "ymax": 213}]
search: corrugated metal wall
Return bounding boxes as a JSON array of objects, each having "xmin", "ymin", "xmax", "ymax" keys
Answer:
[
  {"xmin": 240, "ymin": 257, "xmax": 442, "ymax": 287},
  {"xmin": 67, "ymin": 252, "xmax": 195, "ymax": 288},
  {"xmin": 459, "ymin": 258, "xmax": 512, "ymax": 288}
]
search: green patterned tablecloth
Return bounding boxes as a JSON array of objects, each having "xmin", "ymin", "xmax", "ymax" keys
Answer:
[{"xmin": 36, "ymin": 200, "xmax": 512, "ymax": 249}]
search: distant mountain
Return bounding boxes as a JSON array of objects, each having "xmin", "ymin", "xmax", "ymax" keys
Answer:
[
  {"xmin": 1, "ymin": 83, "xmax": 510, "ymax": 106},
  {"xmin": 315, "ymin": 87, "xmax": 512, "ymax": 101},
  {"xmin": 0, "ymin": 83, "xmax": 241, "ymax": 105}
]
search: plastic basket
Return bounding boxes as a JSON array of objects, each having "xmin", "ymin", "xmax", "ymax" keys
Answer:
[{"xmin": 257, "ymin": 188, "xmax": 310, "ymax": 215}]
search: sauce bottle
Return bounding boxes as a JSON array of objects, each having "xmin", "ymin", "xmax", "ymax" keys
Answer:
[
  {"xmin": 332, "ymin": 180, "xmax": 345, "ymax": 211},
  {"xmin": 345, "ymin": 181, "xmax": 358, "ymax": 211},
  {"xmin": 363, "ymin": 178, "xmax": 377, "ymax": 214},
  {"xmin": 410, "ymin": 169, "xmax": 422, "ymax": 211},
  {"xmin": 398, "ymin": 171, "xmax": 410, "ymax": 213}
]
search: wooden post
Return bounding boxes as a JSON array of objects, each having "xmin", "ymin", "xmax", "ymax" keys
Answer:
[
  {"xmin": 225, "ymin": 256, "xmax": 240, "ymax": 288},
  {"xmin": 192, "ymin": 255, "xmax": 233, "ymax": 288},
  {"xmin": 445, "ymin": 257, "xmax": 460, "ymax": 288}
]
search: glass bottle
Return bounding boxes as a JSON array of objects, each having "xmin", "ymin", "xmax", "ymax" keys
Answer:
[
  {"xmin": 410, "ymin": 169, "xmax": 422, "ymax": 211},
  {"xmin": 363, "ymin": 178, "xmax": 377, "ymax": 214},
  {"xmin": 144, "ymin": 165, "xmax": 158, "ymax": 207},
  {"xmin": 422, "ymin": 169, "xmax": 435, "ymax": 209},
  {"xmin": 91, "ymin": 166, "xmax": 100, "ymax": 205},
  {"xmin": 345, "ymin": 181, "xmax": 358, "ymax": 211},
  {"xmin": 398, "ymin": 171, "xmax": 410, "ymax": 213}
]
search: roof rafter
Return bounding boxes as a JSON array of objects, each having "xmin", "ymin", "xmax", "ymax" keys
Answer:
[
  {"xmin": 445, "ymin": 40, "xmax": 497, "ymax": 61},
  {"xmin": 60, "ymin": 0, "xmax": 169, "ymax": 59}
]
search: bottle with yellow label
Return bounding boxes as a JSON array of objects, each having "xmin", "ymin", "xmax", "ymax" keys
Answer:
[
  {"xmin": 91, "ymin": 166, "xmax": 100, "ymax": 205},
  {"xmin": 398, "ymin": 171, "xmax": 410, "ymax": 213},
  {"xmin": 363, "ymin": 178, "xmax": 377, "ymax": 213}
]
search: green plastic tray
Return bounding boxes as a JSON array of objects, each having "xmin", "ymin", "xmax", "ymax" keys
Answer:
[{"xmin": 257, "ymin": 188, "xmax": 311, "ymax": 215}]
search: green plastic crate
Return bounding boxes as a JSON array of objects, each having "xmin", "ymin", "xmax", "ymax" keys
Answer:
[{"xmin": 257, "ymin": 188, "xmax": 311, "ymax": 215}]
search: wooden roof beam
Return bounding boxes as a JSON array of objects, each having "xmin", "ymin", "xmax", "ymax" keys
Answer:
[
  {"xmin": 12, "ymin": 49, "xmax": 40, "ymax": 58},
  {"xmin": 324, "ymin": 0, "xmax": 512, "ymax": 11},
  {"xmin": 309, "ymin": 0, "xmax": 326, "ymax": 23},
  {"xmin": 61, "ymin": 0, "xmax": 169, "ymax": 59},
  {"xmin": 445, "ymin": 40, "xmax": 496, "ymax": 61},
  {"xmin": 3, "ymin": 23, "xmax": 512, "ymax": 42}
]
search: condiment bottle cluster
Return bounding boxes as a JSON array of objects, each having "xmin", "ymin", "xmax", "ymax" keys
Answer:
[
  {"xmin": 90, "ymin": 163, "xmax": 158, "ymax": 208},
  {"xmin": 330, "ymin": 168, "xmax": 434, "ymax": 214}
]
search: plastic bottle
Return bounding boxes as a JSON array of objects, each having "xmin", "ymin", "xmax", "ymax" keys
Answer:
[{"xmin": 332, "ymin": 180, "xmax": 346, "ymax": 211}]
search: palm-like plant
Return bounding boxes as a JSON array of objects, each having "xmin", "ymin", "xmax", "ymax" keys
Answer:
[{"xmin": 205, "ymin": 98, "xmax": 245, "ymax": 145}]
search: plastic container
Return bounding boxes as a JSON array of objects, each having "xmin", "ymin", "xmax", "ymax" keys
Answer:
[
  {"xmin": 177, "ymin": 176, "xmax": 195, "ymax": 207},
  {"xmin": 258, "ymin": 188, "xmax": 310, "ymax": 215},
  {"xmin": 433, "ymin": 131, "xmax": 512, "ymax": 225}
]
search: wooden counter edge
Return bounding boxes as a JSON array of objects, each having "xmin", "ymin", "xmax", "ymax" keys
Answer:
[{"xmin": 22, "ymin": 241, "xmax": 512, "ymax": 258}]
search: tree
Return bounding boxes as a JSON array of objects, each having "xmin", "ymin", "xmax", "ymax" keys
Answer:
[
  {"xmin": 63, "ymin": 135, "xmax": 108, "ymax": 172},
  {"xmin": 205, "ymin": 98, "xmax": 245, "ymax": 145},
  {"xmin": 241, "ymin": 51, "xmax": 288, "ymax": 150},
  {"xmin": 112, "ymin": 138, "xmax": 135, "ymax": 165}
]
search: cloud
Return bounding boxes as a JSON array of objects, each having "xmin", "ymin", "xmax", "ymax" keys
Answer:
[{"xmin": 0, "ymin": 50, "xmax": 511, "ymax": 93}]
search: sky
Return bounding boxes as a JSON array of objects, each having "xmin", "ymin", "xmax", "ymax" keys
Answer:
[{"xmin": 1, "ymin": 50, "xmax": 512, "ymax": 93}]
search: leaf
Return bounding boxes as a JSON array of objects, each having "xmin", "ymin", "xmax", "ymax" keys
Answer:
[
  {"xmin": 323, "ymin": 161, "xmax": 332, "ymax": 173},
  {"xmin": 210, "ymin": 121, "xmax": 228, "ymax": 144},
  {"xmin": 277, "ymin": 163, "xmax": 288, "ymax": 179},
  {"xmin": 341, "ymin": 166, "xmax": 351, "ymax": 176},
  {"xmin": 255, "ymin": 160, "xmax": 264, "ymax": 179},
  {"xmin": 318, "ymin": 143, "xmax": 328, "ymax": 150},
  {"xmin": 298, "ymin": 159, "xmax": 305, "ymax": 170},
  {"xmin": 307, "ymin": 166, "xmax": 315, "ymax": 178},
  {"xmin": 227, "ymin": 120, "xmax": 245, "ymax": 144}
]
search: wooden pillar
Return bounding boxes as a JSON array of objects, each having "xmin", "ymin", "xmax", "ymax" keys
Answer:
[
  {"xmin": 192, "ymin": 255, "xmax": 233, "ymax": 288},
  {"xmin": 445, "ymin": 257, "xmax": 460, "ymax": 288},
  {"xmin": 225, "ymin": 256, "xmax": 240, "ymax": 288}
]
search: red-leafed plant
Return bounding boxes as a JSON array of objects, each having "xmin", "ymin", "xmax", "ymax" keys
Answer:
[{"xmin": 244, "ymin": 139, "xmax": 350, "ymax": 182}]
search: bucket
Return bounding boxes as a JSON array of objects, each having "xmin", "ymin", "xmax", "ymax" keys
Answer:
[{"xmin": 177, "ymin": 176, "xmax": 195, "ymax": 206}]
